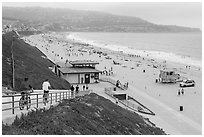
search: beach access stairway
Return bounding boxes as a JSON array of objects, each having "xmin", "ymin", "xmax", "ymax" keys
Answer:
[
  {"xmin": 2, "ymin": 89, "xmax": 91, "ymax": 124},
  {"xmin": 104, "ymin": 86, "xmax": 155, "ymax": 116}
]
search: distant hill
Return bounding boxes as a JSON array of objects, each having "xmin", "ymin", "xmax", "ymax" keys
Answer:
[
  {"xmin": 2, "ymin": 93, "xmax": 166, "ymax": 135},
  {"xmin": 2, "ymin": 31, "xmax": 70, "ymax": 91},
  {"xmin": 2, "ymin": 7, "xmax": 201, "ymax": 33}
]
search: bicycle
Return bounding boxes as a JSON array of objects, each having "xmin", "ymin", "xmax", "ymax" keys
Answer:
[
  {"xmin": 19, "ymin": 91, "xmax": 32, "ymax": 110},
  {"xmin": 43, "ymin": 92, "xmax": 49, "ymax": 106}
]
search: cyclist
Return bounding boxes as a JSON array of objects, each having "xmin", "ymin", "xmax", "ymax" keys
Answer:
[
  {"xmin": 19, "ymin": 77, "xmax": 33, "ymax": 110},
  {"xmin": 42, "ymin": 79, "xmax": 51, "ymax": 106}
]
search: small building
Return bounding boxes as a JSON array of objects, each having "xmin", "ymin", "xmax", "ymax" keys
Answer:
[
  {"xmin": 55, "ymin": 60, "xmax": 101, "ymax": 84},
  {"xmin": 159, "ymin": 69, "xmax": 180, "ymax": 83}
]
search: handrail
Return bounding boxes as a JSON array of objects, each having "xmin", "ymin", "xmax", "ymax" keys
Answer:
[
  {"xmin": 104, "ymin": 88, "xmax": 155, "ymax": 115},
  {"xmin": 2, "ymin": 90, "xmax": 92, "ymax": 114},
  {"xmin": 2, "ymin": 89, "xmax": 91, "ymax": 115}
]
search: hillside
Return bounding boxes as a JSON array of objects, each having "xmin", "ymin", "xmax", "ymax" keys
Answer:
[
  {"xmin": 2, "ymin": 7, "xmax": 201, "ymax": 33},
  {"xmin": 2, "ymin": 93, "xmax": 166, "ymax": 135},
  {"xmin": 2, "ymin": 31, "xmax": 70, "ymax": 91}
]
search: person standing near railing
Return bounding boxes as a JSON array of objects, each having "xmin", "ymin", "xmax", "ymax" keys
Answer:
[
  {"xmin": 70, "ymin": 85, "xmax": 75, "ymax": 98},
  {"xmin": 75, "ymin": 85, "xmax": 79, "ymax": 94},
  {"xmin": 42, "ymin": 79, "xmax": 51, "ymax": 106},
  {"xmin": 20, "ymin": 77, "xmax": 33, "ymax": 93},
  {"xmin": 19, "ymin": 77, "xmax": 33, "ymax": 110}
]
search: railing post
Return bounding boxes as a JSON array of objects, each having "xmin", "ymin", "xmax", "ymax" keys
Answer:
[
  {"xmin": 12, "ymin": 96, "xmax": 14, "ymax": 114},
  {"xmin": 63, "ymin": 92, "xmax": 64, "ymax": 99},
  {"xmin": 37, "ymin": 94, "xmax": 38, "ymax": 108},
  {"xmin": 50, "ymin": 93, "xmax": 52, "ymax": 104},
  {"xmin": 60, "ymin": 92, "xmax": 61, "ymax": 101},
  {"xmin": 55, "ymin": 93, "xmax": 57, "ymax": 102},
  {"xmin": 66, "ymin": 92, "xmax": 67, "ymax": 99}
]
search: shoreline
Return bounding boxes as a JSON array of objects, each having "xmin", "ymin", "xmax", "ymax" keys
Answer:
[
  {"xmin": 66, "ymin": 32, "xmax": 202, "ymax": 68},
  {"xmin": 22, "ymin": 32, "xmax": 202, "ymax": 135}
]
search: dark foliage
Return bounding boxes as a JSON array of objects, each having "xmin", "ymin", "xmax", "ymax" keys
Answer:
[{"xmin": 2, "ymin": 31, "xmax": 70, "ymax": 91}]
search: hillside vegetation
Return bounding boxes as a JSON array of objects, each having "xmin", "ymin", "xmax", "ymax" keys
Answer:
[
  {"xmin": 2, "ymin": 7, "xmax": 201, "ymax": 33},
  {"xmin": 2, "ymin": 31, "xmax": 70, "ymax": 91},
  {"xmin": 2, "ymin": 93, "xmax": 166, "ymax": 135}
]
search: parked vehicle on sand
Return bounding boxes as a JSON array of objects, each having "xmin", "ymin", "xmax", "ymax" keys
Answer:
[{"xmin": 180, "ymin": 79, "xmax": 195, "ymax": 87}]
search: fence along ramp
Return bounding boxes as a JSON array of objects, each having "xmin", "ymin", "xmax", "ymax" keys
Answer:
[
  {"xmin": 2, "ymin": 89, "xmax": 91, "ymax": 115},
  {"xmin": 104, "ymin": 87, "xmax": 155, "ymax": 115}
]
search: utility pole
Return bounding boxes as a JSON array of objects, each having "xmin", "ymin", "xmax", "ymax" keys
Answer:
[{"xmin": 11, "ymin": 36, "xmax": 15, "ymax": 89}]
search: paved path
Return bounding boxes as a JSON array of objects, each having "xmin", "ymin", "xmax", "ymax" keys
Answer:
[
  {"xmin": 126, "ymin": 85, "xmax": 202, "ymax": 135},
  {"xmin": 98, "ymin": 77, "xmax": 201, "ymax": 135}
]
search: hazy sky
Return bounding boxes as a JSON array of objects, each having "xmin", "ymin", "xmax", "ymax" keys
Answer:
[{"xmin": 2, "ymin": 2, "xmax": 202, "ymax": 29}]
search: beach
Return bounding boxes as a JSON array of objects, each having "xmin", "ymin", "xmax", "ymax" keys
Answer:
[{"xmin": 22, "ymin": 32, "xmax": 202, "ymax": 135}]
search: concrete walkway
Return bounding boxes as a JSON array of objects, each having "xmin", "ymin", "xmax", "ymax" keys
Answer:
[
  {"xmin": 125, "ymin": 85, "xmax": 201, "ymax": 135},
  {"xmin": 96, "ymin": 77, "xmax": 202, "ymax": 135}
]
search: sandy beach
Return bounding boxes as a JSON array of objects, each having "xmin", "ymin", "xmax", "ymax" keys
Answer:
[{"xmin": 22, "ymin": 32, "xmax": 202, "ymax": 135}]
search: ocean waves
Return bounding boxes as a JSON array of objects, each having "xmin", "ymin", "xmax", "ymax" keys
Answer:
[{"xmin": 66, "ymin": 33, "xmax": 202, "ymax": 68}]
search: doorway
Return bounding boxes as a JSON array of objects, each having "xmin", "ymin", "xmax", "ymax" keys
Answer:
[{"xmin": 84, "ymin": 74, "xmax": 90, "ymax": 84}]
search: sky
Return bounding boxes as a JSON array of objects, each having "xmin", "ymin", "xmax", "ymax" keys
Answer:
[{"xmin": 2, "ymin": 2, "xmax": 202, "ymax": 29}]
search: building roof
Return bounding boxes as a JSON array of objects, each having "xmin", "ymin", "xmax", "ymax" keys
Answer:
[
  {"xmin": 69, "ymin": 60, "xmax": 99, "ymax": 65},
  {"xmin": 56, "ymin": 62, "xmax": 72, "ymax": 68},
  {"xmin": 59, "ymin": 67, "xmax": 102, "ymax": 74}
]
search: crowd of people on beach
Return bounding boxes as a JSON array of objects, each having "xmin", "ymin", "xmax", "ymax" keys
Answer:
[{"xmin": 102, "ymin": 67, "xmax": 114, "ymax": 76}]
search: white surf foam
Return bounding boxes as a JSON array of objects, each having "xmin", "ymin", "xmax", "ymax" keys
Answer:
[{"xmin": 66, "ymin": 33, "xmax": 202, "ymax": 68}]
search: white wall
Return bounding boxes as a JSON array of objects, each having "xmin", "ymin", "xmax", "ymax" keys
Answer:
[
  {"xmin": 61, "ymin": 73, "xmax": 100, "ymax": 84},
  {"xmin": 67, "ymin": 74, "xmax": 78, "ymax": 84},
  {"xmin": 80, "ymin": 74, "xmax": 85, "ymax": 84}
]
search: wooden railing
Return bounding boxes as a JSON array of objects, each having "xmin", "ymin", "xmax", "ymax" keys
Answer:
[{"xmin": 2, "ymin": 89, "xmax": 91, "ymax": 115}]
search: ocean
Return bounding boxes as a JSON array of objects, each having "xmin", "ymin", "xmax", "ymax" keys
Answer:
[{"xmin": 66, "ymin": 32, "xmax": 202, "ymax": 68}]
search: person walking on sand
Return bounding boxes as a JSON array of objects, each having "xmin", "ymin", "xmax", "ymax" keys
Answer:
[
  {"xmin": 178, "ymin": 88, "xmax": 181, "ymax": 96},
  {"xmin": 42, "ymin": 79, "xmax": 51, "ymax": 105},
  {"xmin": 181, "ymin": 88, "xmax": 184, "ymax": 95}
]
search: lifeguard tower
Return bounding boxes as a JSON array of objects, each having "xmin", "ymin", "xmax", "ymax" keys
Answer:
[{"xmin": 159, "ymin": 69, "xmax": 180, "ymax": 83}]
